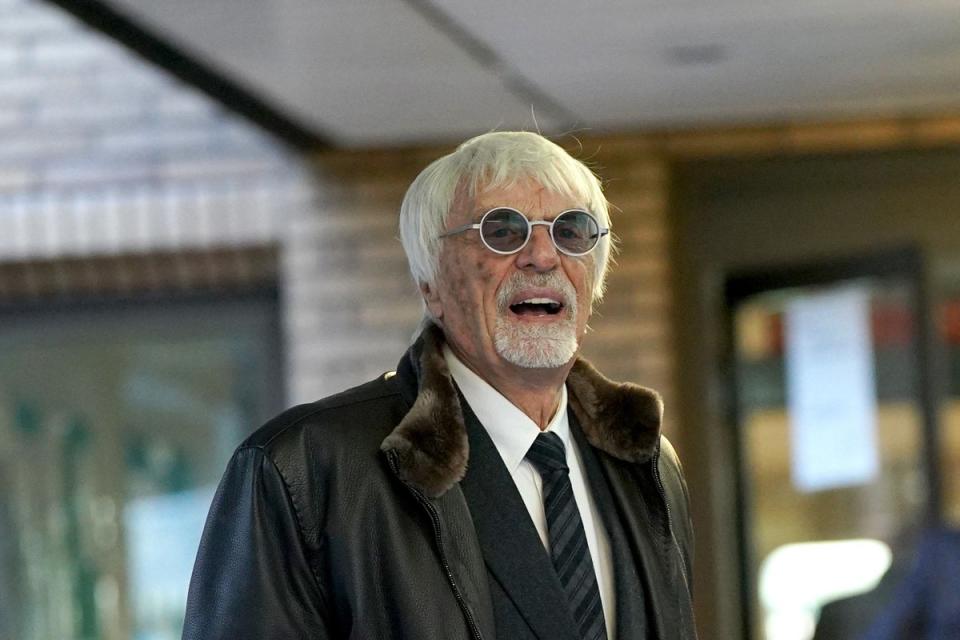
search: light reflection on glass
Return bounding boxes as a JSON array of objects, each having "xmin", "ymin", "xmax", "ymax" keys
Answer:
[{"xmin": 0, "ymin": 298, "xmax": 277, "ymax": 640}]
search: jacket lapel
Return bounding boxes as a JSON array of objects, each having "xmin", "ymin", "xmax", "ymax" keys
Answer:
[{"xmin": 458, "ymin": 401, "xmax": 579, "ymax": 640}]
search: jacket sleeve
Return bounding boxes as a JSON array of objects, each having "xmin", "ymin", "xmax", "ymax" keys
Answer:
[{"xmin": 182, "ymin": 446, "xmax": 332, "ymax": 639}]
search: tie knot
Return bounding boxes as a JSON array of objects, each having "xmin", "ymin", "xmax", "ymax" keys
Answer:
[{"xmin": 526, "ymin": 431, "xmax": 568, "ymax": 474}]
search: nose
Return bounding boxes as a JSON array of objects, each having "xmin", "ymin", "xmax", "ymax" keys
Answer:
[{"xmin": 515, "ymin": 222, "xmax": 560, "ymax": 272}]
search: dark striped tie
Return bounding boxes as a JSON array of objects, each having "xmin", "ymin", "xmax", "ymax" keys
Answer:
[{"xmin": 526, "ymin": 431, "xmax": 608, "ymax": 640}]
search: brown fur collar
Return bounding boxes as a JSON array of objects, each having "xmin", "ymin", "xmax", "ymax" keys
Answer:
[{"xmin": 381, "ymin": 325, "xmax": 663, "ymax": 498}]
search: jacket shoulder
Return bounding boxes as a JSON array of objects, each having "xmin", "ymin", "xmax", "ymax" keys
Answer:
[
  {"xmin": 657, "ymin": 436, "xmax": 684, "ymax": 477},
  {"xmin": 224, "ymin": 372, "xmax": 410, "ymax": 552},
  {"xmin": 656, "ymin": 435, "xmax": 690, "ymax": 516},
  {"xmin": 240, "ymin": 372, "xmax": 405, "ymax": 452}
]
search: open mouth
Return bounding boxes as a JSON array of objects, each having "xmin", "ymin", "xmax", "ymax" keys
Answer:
[{"xmin": 509, "ymin": 297, "xmax": 565, "ymax": 317}]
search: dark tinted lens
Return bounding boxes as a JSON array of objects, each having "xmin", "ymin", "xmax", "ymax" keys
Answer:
[
  {"xmin": 480, "ymin": 208, "xmax": 528, "ymax": 252},
  {"xmin": 553, "ymin": 210, "xmax": 599, "ymax": 254}
]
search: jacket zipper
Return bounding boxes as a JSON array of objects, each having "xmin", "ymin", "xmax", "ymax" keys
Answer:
[
  {"xmin": 652, "ymin": 445, "xmax": 691, "ymax": 594},
  {"xmin": 386, "ymin": 451, "xmax": 484, "ymax": 640}
]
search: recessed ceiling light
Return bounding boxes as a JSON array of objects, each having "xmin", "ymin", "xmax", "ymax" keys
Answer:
[{"xmin": 663, "ymin": 43, "xmax": 728, "ymax": 66}]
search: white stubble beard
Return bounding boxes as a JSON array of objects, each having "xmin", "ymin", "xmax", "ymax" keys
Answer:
[{"xmin": 493, "ymin": 271, "xmax": 580, "ymax": 368}]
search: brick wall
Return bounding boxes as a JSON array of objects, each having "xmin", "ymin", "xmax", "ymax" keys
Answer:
[
  {"xmin": 281, "ymin": 155, "xmax": 426, "ymax": 401},
  {"xmin": 578, "ymin": 143, "xmax": 675, "ymax": 429}
]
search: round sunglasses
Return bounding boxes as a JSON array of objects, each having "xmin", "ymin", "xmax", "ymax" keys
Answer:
[{"xmin": 438, "ymin": 207, "xmax": 609, "ymax": 256}]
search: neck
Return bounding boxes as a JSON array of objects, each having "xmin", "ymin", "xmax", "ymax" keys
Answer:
[
  {"xmin": 497, "ymin": 379, "xmax": 564, "ymax": 430},
  {"xmin": 449, "ymin": 344, "xmax": 571, "ymax": 430}
]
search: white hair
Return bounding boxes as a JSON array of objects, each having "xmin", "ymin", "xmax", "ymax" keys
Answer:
[{"xmin": 399, "ymin": 131, "xmax": 614, "ymax": 324}]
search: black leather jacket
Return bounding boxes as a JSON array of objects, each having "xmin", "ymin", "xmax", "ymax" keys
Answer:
[{"xmin": 182, "ymin": 326, "xmax": 696, "ymax": 639}]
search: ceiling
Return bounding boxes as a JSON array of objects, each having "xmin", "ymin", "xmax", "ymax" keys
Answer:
[{"xmin": 98, "ymin": 0, "xmax": 960, "ymax": 148}]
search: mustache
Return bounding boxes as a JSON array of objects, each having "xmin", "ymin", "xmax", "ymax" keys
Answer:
[{"xmin": 495, "ymin": 271, "xmax": 577, "ymax": 312}]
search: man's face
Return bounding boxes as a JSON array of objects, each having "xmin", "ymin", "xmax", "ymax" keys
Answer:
[{"xmin": 423, "ymin": 179, "xmax": 597, "ymax": 380}]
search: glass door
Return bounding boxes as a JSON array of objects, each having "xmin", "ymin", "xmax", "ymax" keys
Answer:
[{"xmin": 724, "ymin": 250, "xmax": 939, "ymax": 640}]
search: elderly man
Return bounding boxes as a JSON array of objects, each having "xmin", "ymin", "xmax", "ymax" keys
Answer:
[{"xmin": 183, "ymin": 131, "xmax": 696, "ymax": 640}]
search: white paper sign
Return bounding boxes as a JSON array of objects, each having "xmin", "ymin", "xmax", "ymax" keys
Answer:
[{"xmin": 785, "ymin": 287, "xmax": 879, "ymax": 492}]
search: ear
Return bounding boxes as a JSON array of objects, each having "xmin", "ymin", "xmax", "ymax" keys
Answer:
[{"xmin": 420, "ymin": 281, "xmax": 444, "ymax": 322}]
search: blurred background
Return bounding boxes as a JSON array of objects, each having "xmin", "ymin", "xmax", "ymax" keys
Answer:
[{"xmin": 1, "ymin": 0, "xmax": 959, "ymax": 638}]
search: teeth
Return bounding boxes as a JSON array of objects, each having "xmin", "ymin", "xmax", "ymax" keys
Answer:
[{"xmin": 520, "ymin": 298, "xmax": 560, "ymax": 305}]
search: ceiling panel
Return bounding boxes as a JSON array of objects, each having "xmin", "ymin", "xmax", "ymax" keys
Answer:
[
  {"xmin": 99, "ymin": 0, "xmax": 960, "ymax": 146},
  {"xmin": 441, "ymin": 0, "xmax": 960, "ymax": 129},
  {"xmin": 107, "ymin": 0, "xmax": 563, "ymax": 145}
]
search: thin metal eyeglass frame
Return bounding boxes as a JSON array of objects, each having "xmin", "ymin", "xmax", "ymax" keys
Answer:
[{"xmin": 437, "ymin": 207, "xmax": 609, "ymax": 256}]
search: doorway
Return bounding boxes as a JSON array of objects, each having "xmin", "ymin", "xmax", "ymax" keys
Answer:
[{"xmin": 723, "ymin": 249, "xmax": 939, "ymax": 640}]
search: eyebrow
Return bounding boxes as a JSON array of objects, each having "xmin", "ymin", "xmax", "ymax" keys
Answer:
[{"xmin": 475, "ymin": 206, "xmax": 591, "ymax": 220}]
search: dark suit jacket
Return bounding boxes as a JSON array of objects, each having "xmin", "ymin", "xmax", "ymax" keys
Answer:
[{"xmin": 460, "ymin": 399, "xmax": 653, "ymax": 638}]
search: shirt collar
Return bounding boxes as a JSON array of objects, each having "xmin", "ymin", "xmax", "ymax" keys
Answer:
[{"xmin": 443, "ymin": 345, "xmax": 570, "ymax": 473}]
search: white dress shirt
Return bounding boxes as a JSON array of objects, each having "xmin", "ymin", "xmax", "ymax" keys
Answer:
[{"xmin": 443, "ymin": 346, "xmax": 616, "ymax": 638}]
